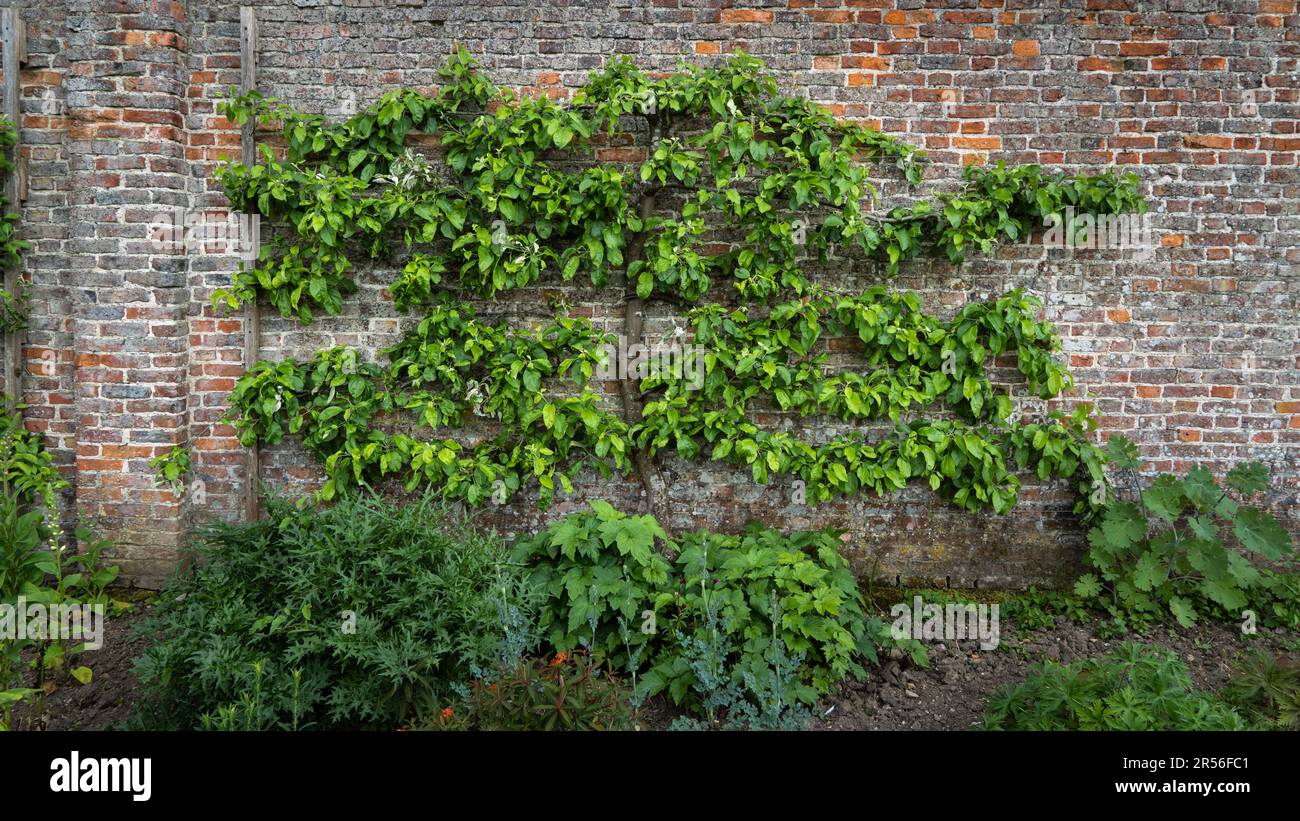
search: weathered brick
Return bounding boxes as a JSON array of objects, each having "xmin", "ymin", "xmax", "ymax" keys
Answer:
[
  {"xmin": 719, "ymin": 9, "xmax": 773, "ymax": 24},
  {"xmin": 2, "ymin": 0, "xmax": 1292, "ymax": 590}
]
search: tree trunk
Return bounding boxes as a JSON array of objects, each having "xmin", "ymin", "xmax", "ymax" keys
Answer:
[{"xmin": 618, "ymin": 193, "xmax": 675, "ymax": 544}]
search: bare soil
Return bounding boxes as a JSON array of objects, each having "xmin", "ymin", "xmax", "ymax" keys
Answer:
[
  {"xmin": 11, "ymin": 601, "xmax": 153, "ymax": 731},
  {"xmin": 817, "ymin": 618, "xmax": 1294, "ymax": 730}
]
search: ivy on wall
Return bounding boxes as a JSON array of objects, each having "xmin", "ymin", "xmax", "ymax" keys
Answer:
[{"xmin": 216, "ymin": 49, "xmax": 1146, "ymax": 519}]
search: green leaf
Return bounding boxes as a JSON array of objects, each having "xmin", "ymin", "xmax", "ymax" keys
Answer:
[
  {"xmin": 544, "ymin": 519, "xmax": 582, "ymax": 558},
  {"xmin": 1187, "ymin": 515, "xmax": 1217, "ymax": 542},
  {"xmin": 1187, "ymin": 539, "xmax": 1228, "ymax": 581},
  {"xmin": 70, "ymin": 666, "xmax": 93, "ymax": 685},
  {"xmin": 1199, "ymin": 577, "xmax": 1247, "ymax": 612},
  {"xmin": 562, "ymin": 255, "xmax": 581, "ymax": 280},
  {"xmin": 1214, "ymin": 495, "xmax": 1239, "ymax": 519},
  {"xmin": 1233, "ymin": 508, "xmax": 1291, "ymax": 560},
  {"xmin": 1099, "ymin": 502, "xmax": 1146, "ymax": 551},
  {"xmin": 606, "ymin": 517, "xmax": 656, "ymax": 563},
  {"xmin": 1132, "ymin": 552, "xmax": 1166, "ymax": 592},
  {"xmin": 1073, "ymin": 573, "xmax": 1102, "ymax": 599},
  {"xmin": 1225, "ymin": 462, "xmax": 1269, "ymax": 495},
  {"xmin": 1181, "ymin": 466, "xmax": 1219, "ymax": 510},
  {"xmin": 1225, "ymin": 551, "xmax": 1262, "ymax": 589},
  {"xmin": 1104, "ymin": 434, "xmax": 1140, "ymax": 470},
  {"xmin": 589, "ymin": 500, "xmax": 620, "ymax": 522},
  {"xmin": 1141, "ymin": 474, "xmax": 1186, "ymax": 523},
  {"xmin": 1169, "ymin": 595, "xmax": 1197, "ymax": 628}
]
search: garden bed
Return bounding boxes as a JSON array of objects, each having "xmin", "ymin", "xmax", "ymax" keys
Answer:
[
  {"xmin": 13, "ymin": 602, "xmax": 153, "ymax": 731},
  {"xmin": 26, "ymin": 603, "xmax": 1293, "ymax": 732},
  {"xmin": 822, "ymin": 618, "xmax": 1294, "ymax": 731}
]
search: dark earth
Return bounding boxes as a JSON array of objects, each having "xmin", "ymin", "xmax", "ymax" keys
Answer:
[
  {"xmin": 10, "ymin": 596, "xmax": 1295, "ymax": 731},
  {"xmin": 12, "ymin": 600, "xmax": 153, "ymax": 731},
  {"xmin": 821, "ymin": 618, "xmax": 1295, "ymax": 731}
]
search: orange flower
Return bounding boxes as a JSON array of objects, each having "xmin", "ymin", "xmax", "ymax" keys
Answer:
[
  {"xmin": 440, "ymin": 707, "xmax": 454, "ymax": 720},
  {"xmin": 550, "ymin": 652, "xmax": 568, "ymax": 667}
]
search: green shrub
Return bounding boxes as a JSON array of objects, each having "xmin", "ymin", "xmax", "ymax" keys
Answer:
[
  {"xmin": 511, "ymin": 501, "xmax": 879, "ymax": 712},
  {"xmin": 983, "ymin": 643, "xmax": 1249, "ymax": 731},
  {"xmin": 424, "ymin": 650, "xmax": 631, "ymax": 731},
  {"xmin": 0, "ymin": 486, "xmax": 45, "ymax": 729},
  {"xmin": 662, "ymin": 526, "xmax": 875, "ymax": 703},
  {"xmin": 1223, "ymin": 650, "xmax": 1300, "ymax": 729},
  {"xmin": 133, "ymin": 491, "xmax": 538, "ymax": 730},
  {"xmin": 662, "ymin": 582, "xmax": 816, "ymax": 731},
  {"xmin": 0, "ymin": 408, "xmax": 65, "ymax": 506},
  {"xmin": 1076, "ymin": 439, "xmax": 1294, "ymax": 631},
  {"xmin": 1246, "ymin": 571, "xmax": 1300, "ymax": 631},
  {"xmin": 1, "ymin": 410, "xmax": 120, "ymax": 730}
]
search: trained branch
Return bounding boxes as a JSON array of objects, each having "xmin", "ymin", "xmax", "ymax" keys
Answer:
[{"xmin": 619, "ymin": 181, "xmax": 675, "ymax": 546}]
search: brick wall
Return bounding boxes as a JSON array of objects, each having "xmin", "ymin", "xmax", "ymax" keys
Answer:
[{"xmin": 3, "ymin": 0, "xmax": 1296, "ymax": 588}]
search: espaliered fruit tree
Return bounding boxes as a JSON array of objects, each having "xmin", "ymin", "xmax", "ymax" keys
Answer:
[{"xmin": 216, "ymin": 49, "xmax": 1146, "ymax": 529}]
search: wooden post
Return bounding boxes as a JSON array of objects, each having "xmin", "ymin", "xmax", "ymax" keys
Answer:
[
  {"xmin": 241, "ymin": 6, "xmax": 261, "ymax": 520},
  {"xmin": 2, "ymin": 8, "xmax": 23, "ymax": 414}
]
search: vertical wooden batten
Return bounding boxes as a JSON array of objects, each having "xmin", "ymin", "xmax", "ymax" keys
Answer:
[
  {"xmin": 240, "ymin": 6, "xmax": 261, "ymax": 520},
  {"xmin": 1, "ymin": 7, "xmax": 24, "ymax": 414}
]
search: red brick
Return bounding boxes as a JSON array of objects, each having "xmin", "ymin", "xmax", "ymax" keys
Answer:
[
  {"xmin": 720, "ymin": 9, "xmax": 774, "ymax": 23},
  {"xmin": 1119, "ymin": 42, "xmax": 1168, "ymax": 56},
  {"xmin": 952, "ymin": 136, "xmax": 1002, "ymax": 149},
  {"xmin": 1184, "ymin": 134, "xmax": 1233, "ymax": 150}
]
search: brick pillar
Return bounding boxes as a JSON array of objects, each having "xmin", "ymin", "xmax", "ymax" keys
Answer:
[{"xmin": 66, "ymin": 0, "xmax": 190, "ymax": 587}]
